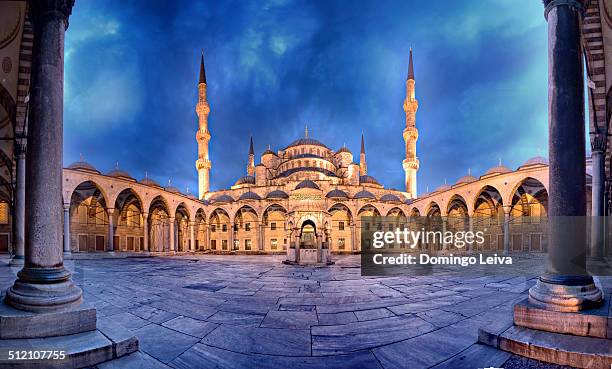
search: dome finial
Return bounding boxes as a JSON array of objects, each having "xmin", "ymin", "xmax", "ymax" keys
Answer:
[
  {"xmin": 186, "ymin": 186, "xmax": 190, "ymax": 194},
  {"xmin": 498, "ymin": 157, "xmax": 502, "ymax": 166},
  {"xmin": 145, "ymin": 170, "xmax": 148, "ymax": 179},
  {"xmin": 115, "ymin": 161, "xmax": 119, "ymax": 170},
  {"xmin": 168, "ymin": 179, "xmax": 172, "ymax": 187},
  {"xmin": 79, "ymin": 153, "xmax": 84, "ymax": 161},
  {"xmin": 305, "ymin": 125, "xmax": 309, "ymax": 138},
  {"xmin": 468, "ymin": 167, "xmax": 471, "ymax": 176},
  {"xmin": 444, "ymin": 178, "xmax": 447, "ymax": 185}
]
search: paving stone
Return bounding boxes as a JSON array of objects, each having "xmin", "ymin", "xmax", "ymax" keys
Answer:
[
  {"xmin": 207, "ymin": 311, "xmax": 265, "ymax": 325},
  {"xmin": 416, "ymin": 309, "xmax": 465, "ymax": 328},
  {"xmin": 354, "ymin": 308, "xmax": 395, "ymax": 321},
  {"xmin": 162, "ymin": 316, "xmax": 219, "ymax": 338},
  {"xmin": 260, "ymin": 310, "xmax": 319, "ymax": 329},
  {"xmin": 312, "ymin": 315, "xmax": 436, "ymax": 355},
  {"xmin": 133, "ymin": 324, "xmax": 200, "ymax": 364},
  {"xmin": 131, "ymin": 305, "xmax": 179, "ymax": 324},
  {"xmin": 98, "ymin": 351, "xmax": 171, "ymax": 369},
  {"xmin": 201, "ymin": 324, "xmax": 311, "ymax": 356},
  {"xmin": 105, "ymin": 312, "xmax": 151, "ymax": 331},
  {"xmin": 317, "ymin": 312, "xmax": 358, "ymax": 325}
]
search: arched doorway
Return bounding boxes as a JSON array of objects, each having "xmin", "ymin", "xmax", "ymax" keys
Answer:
[{"xmin": 300, "ymin": 220, "xmax": 317, "ymax": 249}]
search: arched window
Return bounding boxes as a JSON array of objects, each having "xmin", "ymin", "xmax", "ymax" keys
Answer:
[{"xmin": 0, "ymin": 201, "xmax": 9, "ymax": 224}]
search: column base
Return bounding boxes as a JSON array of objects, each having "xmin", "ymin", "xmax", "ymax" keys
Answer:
[
  {"xmin": 5, "ymin": 267, "xmax": 83, "ymax": 313},
  {"xmin": 528, "ymin": 276, "xmax": 603, "ymax": 312},
  {"xmin": 8, "ymin": 256, "xmax": 24, "ymax": 266}
]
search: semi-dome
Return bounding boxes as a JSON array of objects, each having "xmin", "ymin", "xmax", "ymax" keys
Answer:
[
  {"xmin": 359, "ymin": 175, "xmax": 381, "ymax": 186},
  {"xmin": 354, "ymin": 190, "xmax": 376, "ymax": 200},
  {"xmin": 380, "ymin": 193, "xmax": 402, "ymax": 202},
  {"xmin": 326, "ymin": 189, "xmax": 349, "ymax": 199},
  {"xmin": 295, "ymin": 180, "xmax": 320, "ymax": 190},
  {"xmin": 484, "ymin": 165, "xmax": 512, "ymax": 176},
  {"xmin": 107, "ymin": 169, "xmax": 136, "ymax": 181},
  {"xmin": 435, "ymin": 184, "xmax": 451, "ymax": 192},
  {"xmin": 455, "ymin": 175, "xmax": 477, "ymax": 185},
  {"xmin": 285, "ymin": 138, "xmax": 328, "ymax": 150},
  {"xmin": 139, "ymin": 178, "xmax": 162, "ymax": 188},
  {"xmin": 521, "ymin": 156, "xmax": 549, "ymax": 168},
  {"xmin": 239, "ymin": 191, "xmax": 262, "ymax": 201},
  {"xmin": 211, "ymin": 194, "xmax": 234, "ymax": 203},
  {"xmin": 235, "ymin": 175, "xmax": 255, "ymax": 186},
  {"xmin": 336, "ymin": 147, "xmax": 352, "ymax": 154},
  {"xmin": 266, "ymin": 190, "xmax": 289, "ymax": 199},
  {"xmin": 67, "ymin": 161, "xmax": 100, "ymax": 174}
]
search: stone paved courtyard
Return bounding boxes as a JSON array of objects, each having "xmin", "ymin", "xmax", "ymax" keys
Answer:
[{"xmin": 0, "ymin": 255, "xmax": 580, "ymax": 368}]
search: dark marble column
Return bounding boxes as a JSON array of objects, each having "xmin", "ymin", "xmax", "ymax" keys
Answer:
[
  {"xmin": 9, "ymin": 141, "xmax": 26, "ymax": 266},
  {"xmin": 589, "ymin": 134, "xmax": 606, "ymax": 259},
  {"xmin": 5, "ymin": 0, "xmax": 81, "ymax": 312},
  {"xmin": 529, "ymin": 0, "xmax": 602, "ymax": 311}
]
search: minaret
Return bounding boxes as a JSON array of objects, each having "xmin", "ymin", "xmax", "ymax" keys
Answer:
[
  {"xmin": 402, "ymin": 48, "xmax": 419, "ymax": 198},
  {"xmin": 359, "ymin": 133, "xmax": 367, "ymax": 176},
  {"xmin": 195, "ymin": 51, "xmax": 212, "ymax": 199},
  {"xmin": 247, "ymin": 136, "xmax": 255, "ymax": 176}
]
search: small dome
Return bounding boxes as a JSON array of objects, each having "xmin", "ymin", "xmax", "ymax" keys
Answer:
[
  {"xmin": 336, "ymin": 147, "xmax": 352, "ymax": 154},
  {"xmin": 267, "ymin": 190, "xmax": 289, "ymax": 199},
  {"xmin": 435, "ymin": 184, "xmax": 451, "ymax": 192},
  {"xmin": 359, "ymin": 175, "xmax": 380, "ymax": 186},
  {"xmin": 239, "ymin": 191, "xmax": 262, "ymax": 201},
  {"xmin": 211, "ymin": 194, "xmax": 234, "ymax": 203},
  {"xmin": 484, "ymin": 165, "xmax": 512, "ymax": 176},
  {"xmin": 405, "ymin": 198, "xmax": 414, "ymax": 205},
  {"xmin": 295, "ymin": 180, "xmax": 320, "ymax": 190},
  {"xmin": 235, "ymin": 175, "xmax": 255, "ymax": 186},
  {"xmin": 262, "ymin": 149, "xmax": 277, "ymax": 156},
  {"xmin": 326, "ymin": 189, "xmax": 349, "ymax": 199},
  {"xmin": 107, "ymin": 169, "xmax": 135, "ymax": 181},
  {"xmin": 521, "ymin": 156, "xmax": 549, "ymax": 168},
  {"xmin": 165, "ymin": 186, "xmax": 180, "ymax": 194},
  {"xmin": 354, "ymin": 190, "xmax": 375, "ymax": 200},
  {"xmin": 200, "ymin": 199, "xmax": 211, "ymax": 205},
  {"xmin": 455, "ymin": 175, "xmax": 477, "ymax": 185},
  {"xmin": 140, "ymin": 178, "xmax": 162, "ymax": 188},
  {"xmin": 186, "ymin": 193, "xmax": 197, "ymax": 200},
  {"xmin": 380, "ymin": 193, "xmax": 402, "ymax": 202},
  {"xmin": 286, "ymin": 138, "xmax": 328, "ymax": 150},
  {"xmin": 67, "ymin": 161, "xmax": 100, "ymax": 174}
]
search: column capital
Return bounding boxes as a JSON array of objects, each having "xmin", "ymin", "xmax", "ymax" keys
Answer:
[
  {"xmin": 543, "ymin": 0, "xmax": 586, "ymax": 19},
  {"xmin": 106, "ymin": 208, "xmax": 115, "ymax": 216},
  {"xmin": 63, "ymin": 203, "xmax": 70, "ymax": 211},
  {"xmin": 15, "ymin": 141, "xmax": 27, "ymax": 158},
  {"xmin": 30, "ymin": 0, "xmax": 75, "ymax": 29},
  {"xmin": 590, "ymin": 133, "xmax": 607, "ymax": 153}
]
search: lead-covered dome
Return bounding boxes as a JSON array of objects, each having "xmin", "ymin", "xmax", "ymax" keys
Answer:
[
  {"xmin": 165, "ymin": 186, "xmax": 180, "ymax": 194},
  {"xmin": 435, "ymin": 184, "xmax": 451, "ymax": 192},
  {"xmin": 107, "ymin": 168, "xmax": 136, "ymax": 182},
  {"xmin": 455, "ymin": 175, "xmax": 477, "ymax": 185},
  {"xmin": 380, "ymin": 193, "xmax": 402, "ymax": 203},
  {"xmin": 484, "ymin": 165, "xmax": 512, "ymax": 176},
  {"xmin": 239, "ymin": 191, "xmax": 262, "ymax": 201},
  {"xmin": 520, "ymin": 156, "xmax": 549, "ymax": 168},
  {"xmin": 267, "ymin": 190, "xmax": 289, "ymax": 199},
  {"xmin": 336, "ymin": 147, "xmax": 352, "ymax": 154},
  {"xmin": 235, "ymin": 175, "xmax": 255, "ymax": 186},
  {"xmin": 211, "ymin": 194, "xmax": 234, "ymax": 203},
  {"xmin": 140, "ymin": 177, "xmax": 162, "ymax": 188},
  {"xmin": 354, "ymin": 190, "xmax": 375, "ymax": 200},
  {"xmin": 326, "ymin": 189, "xmax": 349, "ymax": 199},
  {"xmin": 285, "ymin": 138, "xmax": 328, "ymax": 149},
  {"xmin": 295, "ymin": 180, "xmax": 320, "ymax": 190},
  {"xmin": 67, "ymin": 161, "xmax": 100, "ymax": 174},
  {"xmin": 359, "ymin": 175, "xmax": 381, "ymax": 186}
]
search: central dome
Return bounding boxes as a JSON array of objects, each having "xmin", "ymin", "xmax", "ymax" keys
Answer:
[{"xmin": 285, "ymin": 137, "xmax": 328, "ymax": 150}]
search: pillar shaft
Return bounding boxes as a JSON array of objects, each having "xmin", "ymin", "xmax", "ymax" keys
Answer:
[
  {"xmin": 12, "ymin": 142, "xmax": 26, "ymax": 262},
  {"xmin": 107, "ymin": 209, "xmax": 115, "ymax": 251},
  {"xmin": 169, "ymin": 218, "xmax": 175, "ymax": 252},
  {"xmin": 143, "ymin": 214, "xmax": 149, "ymax": 251},
  {"xmin": 590, "ymin": 148, "xmax": 605, "ymax": 259},
  {"xmin": 5, "ymin": 0, "xmax": 81, "ymax": 313},
  {"xmin": 503, "ymin": 210, "xmax": 510, "ymax": 255},
  {"xmin": 63, "ymin": 204, "xmax": 70, "ymax": 254},
  {"xmin": 190, "ymin": 222, "xmax": 195, "ymax": 251},
  {"xmin": 528, "ymin": 0, "xmax": 602, "ymax": 311}
]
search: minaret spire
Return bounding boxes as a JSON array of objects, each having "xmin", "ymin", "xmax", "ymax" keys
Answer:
[
  {"xmin": 247, "ymin": 136, "xmax": 255, "ymax": 176},
  {"xmin": 402, "ymin": 48, "xmax": 419, "ymax": 198},
  {"xmin": 195, "ymin": 50, "xmax": 212, "ymax": 198},
  {"xmin": 359, "ymin": 133, "xmax": 367, "ymax": 176}
]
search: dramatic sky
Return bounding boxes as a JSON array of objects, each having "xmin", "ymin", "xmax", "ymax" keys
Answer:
[{"xmin": 63, "ymin": 0, "xmax": 550, "ymax": 195}]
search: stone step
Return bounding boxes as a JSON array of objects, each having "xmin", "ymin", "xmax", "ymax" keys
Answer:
[
  {"xmin": 513, "ymin": 298, "xmax": 611, "ymax": 339},
  {"xmin": 0, "ymin": 316, "xmax": 137, "ymax": 368},
  {"xmin": 478, "ymin": 325, "xmax": 612, "ymax": 368}
]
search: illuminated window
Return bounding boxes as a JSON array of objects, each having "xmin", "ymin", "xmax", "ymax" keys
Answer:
[
  {"xmin": 222, "ymin": 224, "xmax": 227, "ymax": 232},
  {"xmin": 245, "ymin": 223, "xmax": 251, "ymax": 231},
  {"xmin": 0, "ymin": 201, "xmax": 9, "ymax": 224},
  {"xmin": 245, "ymin": 239, "xmax": 252, "ymax": 250},
  {"xmin": 211, "ymin": 240, "xmax": 216, "ymax": 250},
  {"xmin": 211, "ymin": 224, "xmax": 216, "ymax": 232},
  {"xmin": 270, "ymin": 238, "xmax": 278, "ymax": 250},
  {"xmin": 270, "ymin": 222, "xmax": 277, "ymax": 230},
  {"xmin": 338, "ymin": 238, "xmax": 345, "ymax": 250},
  {"xmin": 338, "ymin": 221, "xmax": 345, "ymax": 231},
  {"xmin": 222, "ymin": 240, "xmax": 228, "ymax": 250}
]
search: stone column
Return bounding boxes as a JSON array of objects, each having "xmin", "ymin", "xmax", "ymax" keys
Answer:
[
  {"xmin": 229, "ymin": 222, "xmax": 235, "ymax": 251},
  {"xmin": 107, "ymin": 208, "xmax": 115, "ymax": 252},
  {"xmin": 589, "ymin": 135, "xmax": 606, "ymax": 259},
  {"xmin": 10, "ymin": 141, "xmax": 26, "ymax": 266},
  {"xmin": 529, "ymin": 0, "xmax": 602, "ymax": 311},
  {"xmin": 63, "ymin": 203, "xmax": 71, "ymax": 256},
  {"xmin": 467, "ymin": 210, "xmax": 474, "ymax": 253},
  {"xmin": 5, "ymin": 0, "xmax": 81, "ymax": 313},
  {"xmin": 169, "ymin": 218, "xmax": 175, "ymax": 252},
  {"xmin": 350, "ymin": 222, "xmax": 357, "ymax": 252},
  {"xmin": 142, "ymin": 214, "xmax": 149, "ymax": 252},
  {"xmin": 503, "ymin": 209, "xmax": 510, "ymax": 255},
  {"xmin": 190, "ymin": 222, "xmax": 195, "ymax": 251},
  {"xmin": 258, "ymin": 223, "xmax": 264, "ymax": 252},
  {"xmin": 441, "ymin": 215, "xmax": 447, "ymax": 252}
]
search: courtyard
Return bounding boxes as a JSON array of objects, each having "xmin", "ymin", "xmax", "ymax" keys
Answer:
[{"xmin": 0, "ymin": 254, "xmax": 592, "ymax": 369}]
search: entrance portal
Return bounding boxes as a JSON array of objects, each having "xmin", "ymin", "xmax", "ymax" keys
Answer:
[{"xmin": 300, "ymin": 220, "xmax": 316, "ymax": 249}]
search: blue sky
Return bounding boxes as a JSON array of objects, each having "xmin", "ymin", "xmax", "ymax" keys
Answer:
[{"xmin": 63, "ymin": 0, "xmax": 550, "ymax": 194}]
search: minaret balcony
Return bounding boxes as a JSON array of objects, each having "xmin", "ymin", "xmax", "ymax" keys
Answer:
[
  {"xmin": 196, "ymin": 129, "xmax": 211, "ymax": 142},
  {"xmin": 196, "ymin": 158, "xmax": 212, "ymax": 170},
  {"xmin": 402, "ymin": 158, "xmax": 419, "ymax": 171},
  {"xmin": 403, "ymin": 126, "xmax": 419, "ymax": 141}
]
